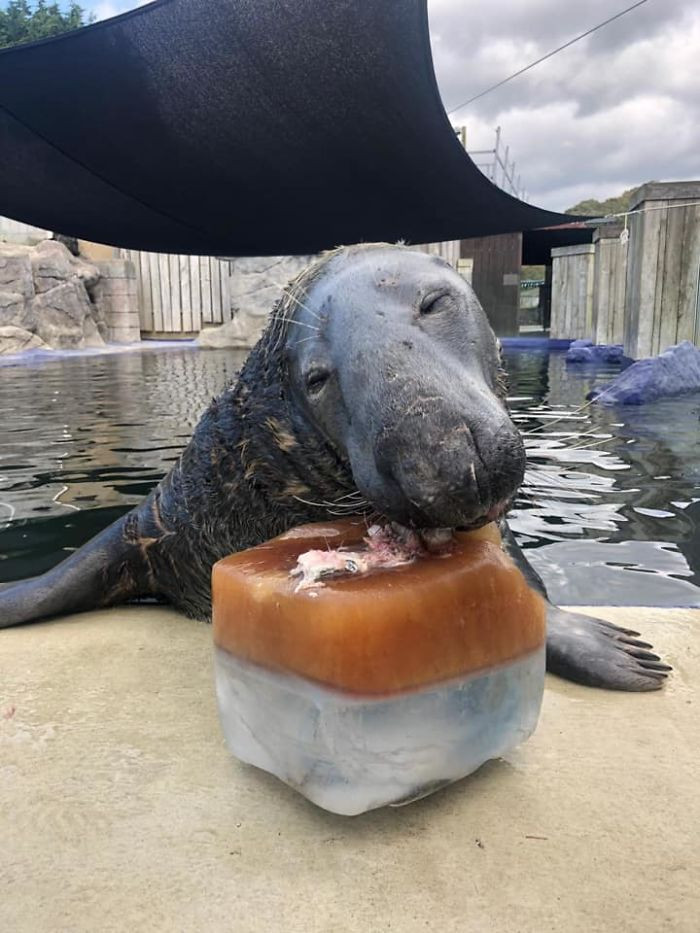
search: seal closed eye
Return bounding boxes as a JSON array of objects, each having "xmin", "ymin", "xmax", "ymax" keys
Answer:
[{"xmin": 0, "ymin": 244, "xmax": 671, "ymax": 691}]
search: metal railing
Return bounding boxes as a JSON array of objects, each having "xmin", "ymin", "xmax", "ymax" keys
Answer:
[{"xmin": 456, "ymin": 125, "xmax": 527, "ymax": 202}]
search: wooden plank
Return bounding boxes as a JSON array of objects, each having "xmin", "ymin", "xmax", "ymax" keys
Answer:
[
  {"xmin": 623, "ymin": 213, "xmax": 642, "ymax": 355},
  {"xmin": 674, "ymin": 205, "xmax": 700, "ymax": 344},
  {"xmin": 592, "ymin": 240, "xmax": 607, "ymax": 343},
  {"xmin": 634, "ymin": 207, "xmax": 664, "ymax": 358},
  {"xmin": 612, "ymin": 239, "xmax": 628, "ymax": 345},
  {"xmin": 148, "ymin": 253, "xmax": 161, "ymax": 335},
  {"xmin": 179, "ymin": 254, "xmax": 192, "ymax": 332},
  {"xmin": 550, "ymin": 258, "xmax": 564, "ymax": 338},
  {"xmin": 168, "ymin": 253, "xmax": 182, "ymax": 334},
  {"xmin": 201, "ymin": 257, "xmax": 213, "ymax": 324},
  {"xmin": 220, "ymin": 260, "xmax": 232, "ymax": 324},
  {"xmin": 584, "ymin": 250, "xmax": 595, "ymax": 338},
  {"xmin": 190, "ymin": 256, "xmax": 202, "ymax": 332},
  {"xmin": 658, "ymin": 204, "xmax": 685, "ymax": 351},
  {"xmin": 140, "ymin": 251, "xmax": 154, "ymax": 334},
  {"xmin": 650, "ymin": 203, "xmax": 669, "ymax": 355},
  {"xmin": 156, "ymin": 253, "xmax": 170, "ymax": 333},
  {"xmin": 210, "ymin": 257, "xmax": 223, "ymax": 324}
]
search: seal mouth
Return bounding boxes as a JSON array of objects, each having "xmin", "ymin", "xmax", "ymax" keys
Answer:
[
  {"xmin": 359, "ymin": 497, "xmax": 510, "ymax": 537},
  {"xmin": 455, "ymin": 498, "xmax": 510, "ymax": 531}
]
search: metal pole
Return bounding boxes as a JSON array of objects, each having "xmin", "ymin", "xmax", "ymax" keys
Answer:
[
  {"xmin": 494, "ymin": 127, "xmax": 501, "ymax": 182},
  {"xmin": 694, "ymin": 254, "xmax": 700, "ymax": 345}
]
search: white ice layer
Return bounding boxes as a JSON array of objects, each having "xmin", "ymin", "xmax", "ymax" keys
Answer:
[{"xmin": 214, "ymin": 647, "xmax": 545, "ymax": 816}]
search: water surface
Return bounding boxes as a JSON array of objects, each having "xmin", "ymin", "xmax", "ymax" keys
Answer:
[{"xmin": 1, "ymin": 342, "xmax": 698, "ymax": 606}]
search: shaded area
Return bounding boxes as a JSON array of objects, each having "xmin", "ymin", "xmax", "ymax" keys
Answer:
[{"xmin": 0, "ymin": 0, "xmax": 577, "ymax": 255}]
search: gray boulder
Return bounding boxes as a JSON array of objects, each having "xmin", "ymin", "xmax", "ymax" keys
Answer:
[
  {"xmin": 0, "ymin": 291, "xmax": 32, "ymax": 330},
  {"xmin": 30, "ymin": 281, "xmax": 105, "ymax": 349},
  {"xmin": 31, "ymin": 240, "xmax": 100, "ymax": 293},
  {"xmin": 197, "ymin": 316, "xmax": 253, "ymax": 349},
  {"xmin": 0, "ymin": 325, "xmax": 49, "ymax": 355},
  {"xmin": 0, "ymin": 240, "xmax": 104, "ymax": 351},
  {"xmin": 198, "ymin": 254, "xmax": 312, "ymax": 349},
  {"xmin": 0, "ymin": 245, "xmax": 35, "ymax": 298}
]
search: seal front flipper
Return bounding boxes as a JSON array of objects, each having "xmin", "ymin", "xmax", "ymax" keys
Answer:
[
  {"xmin": 0, "ymin": 511, "xmax": 154, "ymax": 629},
  {"xmin": 497, "ymin": 518, "xmax": 671, "ymax": 691},
  {"xmin": 546, "ymin": 606, "xmax": 671, "ymax": 692}
]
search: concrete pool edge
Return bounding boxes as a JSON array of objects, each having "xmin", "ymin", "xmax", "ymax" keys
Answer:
[{"xmin": 1, "ymin": 604, "xmax": 698, "ymax": 932}]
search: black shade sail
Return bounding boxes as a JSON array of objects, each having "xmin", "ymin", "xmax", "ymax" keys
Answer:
[
  {"xmin": 522, "ymin": 224, "xmax": 594, "ymax": 266},
  {"xmin": 0, "ymin": 0, "xmax": 579, "ymax": 256}
]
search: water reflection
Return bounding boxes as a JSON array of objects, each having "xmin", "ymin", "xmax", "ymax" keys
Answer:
[
  {"xmin": 0, "ymin": 343, "xmax": 698, "ymax": 606},
  {"xmin": 0, "ymin": 347, "xmax": 247, "ymax": 580},
  {"xmin": 504, "ymin": 346, "xmax": 700, "ymax": 606}
]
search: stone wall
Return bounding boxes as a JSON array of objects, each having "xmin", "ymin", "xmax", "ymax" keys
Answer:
[
  {"xmin": 198, "ymin": 255, "xmax": 313, "ymax": 349},
  {"xmin": 91, "ymin": 260, "xmax": 141, "ymax": 344},
  {"xmin": 0, "ymin": 240, "xmax": 140, "ymax": 355}
]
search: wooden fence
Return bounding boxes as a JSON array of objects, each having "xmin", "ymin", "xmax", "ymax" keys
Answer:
[
  {"xmin": 592, "ymin": 226, "xmax": 627, "ymax": 345},
  {"xmin": 120, "ymin": 251, "xmax": 235, "ymax": 337},
  {"xmin": 123, "ymin": 241, "xmax": 462, "ymax": 337},
  {"xmin": 550, "ymin": 243, "xmax": 595, "ymax": 340}
]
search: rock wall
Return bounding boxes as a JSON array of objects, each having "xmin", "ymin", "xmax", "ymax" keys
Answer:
[
  {"xmin": 92, "ymin": 259, "xmax": 141, "ymax": 344},
  {"xmin": 0, "ymin": 240, "xmax": 139, "ymax": 355},
  {"xmin": 198, "ymin": 255, "xmax": 313, "ymax": 349}
]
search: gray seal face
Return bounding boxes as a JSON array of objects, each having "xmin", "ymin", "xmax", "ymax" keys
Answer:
[{"xmin": 284, "ymin": 246, "xmax": 526, "ymax": 530}]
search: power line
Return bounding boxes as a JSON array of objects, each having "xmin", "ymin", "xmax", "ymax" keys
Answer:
[{"xmin": 447, "ymin": 0, "xmax": 650, "ymax": 114}]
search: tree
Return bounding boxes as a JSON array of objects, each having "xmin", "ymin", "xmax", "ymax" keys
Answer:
[
  {"xmin": 566, "ymin": 186, "xmax": 641, "ymax": 217},
  {"xmin": 0, "ymin": 1, "xmax": 92, "ymax": 49}
]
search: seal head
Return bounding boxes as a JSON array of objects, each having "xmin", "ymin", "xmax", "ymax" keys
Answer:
[{"xmin": 284, "ymin": 246, "xmax": 524, "ymax": 529}]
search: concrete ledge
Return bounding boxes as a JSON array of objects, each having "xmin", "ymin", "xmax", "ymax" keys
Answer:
[{"xmin": 1, "ymin": 606, "xmax": 698, "ymax": 932}]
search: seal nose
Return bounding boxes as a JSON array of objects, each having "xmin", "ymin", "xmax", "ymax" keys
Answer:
[
  {"xmin": 374, "ymin": 413, "xmax": 525, "ymax": 528},
  {"xmin": 376, "ymin": 428, "xmax": 485, "ymax": 526}
]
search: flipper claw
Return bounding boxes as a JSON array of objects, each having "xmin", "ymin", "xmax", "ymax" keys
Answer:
[{"xmin": 546, "ymin": 607, "xmax": 671, "ymax": 692}]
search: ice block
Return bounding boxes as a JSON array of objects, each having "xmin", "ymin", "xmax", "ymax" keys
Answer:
[{"xmin": 212, "ymin": 519, "xmax": 546, "ymax": 815}]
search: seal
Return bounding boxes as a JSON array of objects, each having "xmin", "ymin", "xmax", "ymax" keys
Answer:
[{"xmin": 0, "ymin": 244, "xmax": 670, "ymax": 691}]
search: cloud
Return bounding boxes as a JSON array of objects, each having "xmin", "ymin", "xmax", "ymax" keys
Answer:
[
  {"xmin": 90, "ymin": 0, "xmax": 151, "ymax": 23},
  {"xmin": 428, "ymin": 0, "xmax": 700, "ymax": 209}
]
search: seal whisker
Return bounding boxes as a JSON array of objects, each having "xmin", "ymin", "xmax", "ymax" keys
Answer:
[
  {"xmin": 520, "ymin": 400, "xmax": 594, "ymax": 435},
  {"xmin": 332, "ymin": 490, "xmax": 368, "ymax": 503},
  {"xmin": 565, "ymin": 435, "xmax": 616, "ymax": 452},
  {"xmin": 270, "ymin": 317, "xmax": 319, "ymax": 333},
  {"xmin": 271, "ymin": 283, "xmax": 323, "ymax": 321},
  {"xmin": 291, "ymin": 335, "xmax": 320, "ymax": 347},
  {"xmin": 292, "ymin": 494, "xmax": 334, "ymax": 509}
]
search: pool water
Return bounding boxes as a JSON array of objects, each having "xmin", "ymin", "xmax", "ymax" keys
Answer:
[{"xmin": 1, "ymin": 342, "xmax": 699, "ymax": 606}]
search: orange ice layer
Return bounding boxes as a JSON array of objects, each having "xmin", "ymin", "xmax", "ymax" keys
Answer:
[{"xmin": 212, "ymin": 520, "xmax": 546, "ymax": 695}]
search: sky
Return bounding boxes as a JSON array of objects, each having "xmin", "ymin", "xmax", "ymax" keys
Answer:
[{"xmin": 83, "ymin": 0, "xmax": 700, "ymax": 212}]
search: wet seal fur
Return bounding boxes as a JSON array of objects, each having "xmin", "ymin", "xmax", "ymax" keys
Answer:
[{"xmin": 0, "ymin": 245, "xmax": 670, "ymax": 691}]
